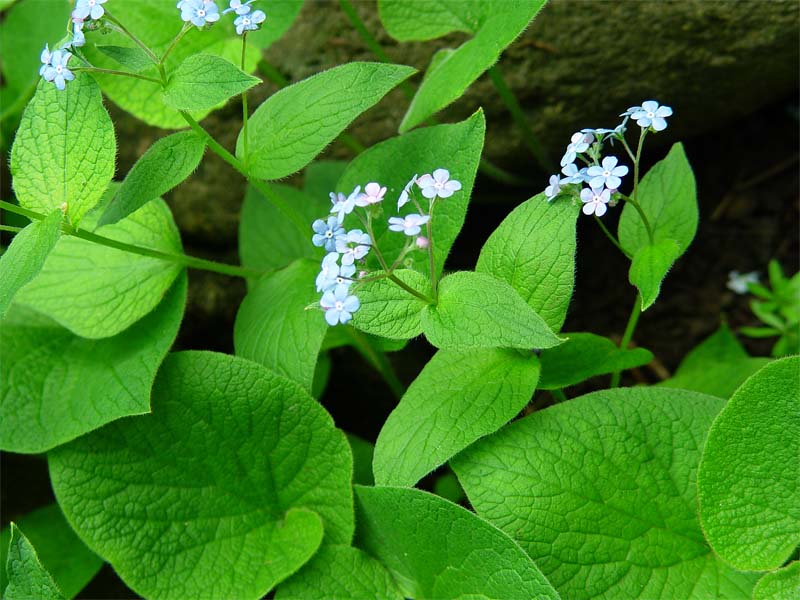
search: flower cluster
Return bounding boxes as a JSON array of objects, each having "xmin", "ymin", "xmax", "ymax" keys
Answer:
[
  {"xmin": 544, "ymin": 100, "xmax": 673, "ymax": 217},
  {"xmin": 179, "ymin": 0, "xmax": 266, "ymax": 34}
]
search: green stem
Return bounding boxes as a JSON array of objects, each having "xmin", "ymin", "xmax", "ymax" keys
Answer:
[
  {"xmin": 160, "ymin": 23, "xmax": 193, "ymax": 67},
  {"xmin": 73, "ymin": 67, "xmax": 162, "ymax": 84},
  {"xmin": 0, "ymin": 225, "xmax": 23, "ymax": 233},
  {"xmin": 343, "ymin": 327, "xmax": 404, "ymax": 400},
  {"xmin": 594, "ymin": 215, "xmax": 631, "ymax": 258},
  {"xmin": 427, "ymin": 201, "xmax": 438, "ymax": 301},
  {"xmin": 388, "ymin": 273, "xmax": 434, "ymax": 304},
  {"xmin": 551, "ymin": 388, "xmax": 568, "ymax": 403},
  {"xmin": 610, "ymin": 293, "xmax": 643, "ymax": 387},
  {"xmin": 241, "ymin": 33, "xmax": 250, "ymax": 165},
  {"xmin": 103, "ymin": 10, "xmax": 160, "ymax": 65},
  {"xmin": 631, "ymin": 129, "xmax": 653, "ymax": 244},
  {"xmin": 486, "ymin": 64, "xmax": 552, "ymax": 171}
]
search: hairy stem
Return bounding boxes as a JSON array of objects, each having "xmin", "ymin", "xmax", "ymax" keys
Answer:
[
  {"xmin": 594, "ymin": 215, "xmax": 631, "ymax": 259},
  {"xmin": 610, "ymin": 293, "xmax": 643, "ymax": 387},
  {"xmin": 344, "ymin": 327, "xmax": 405, "ymax": 400},
  {"xmin": 73, "ymin": 67, "xmax": 162, "ymax": 84}
]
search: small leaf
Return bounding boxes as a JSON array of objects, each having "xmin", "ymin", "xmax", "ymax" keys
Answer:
[
  {"xmin": 421, "ymin": 271, "xmax": 563, "ymax": 350},
  {"xmin": 373, "ymin": 348, "xmax": 540, "ymax": 487},
  {"xmin": 0, "ymin": 209, "xmax": 61, "ymax": 318},
  {"xmin": 537, "ymin": 332, "xmax": 653, "ymax": 389},
  {"xmin": 351, "ymin": 270, "xmax": 430, "ymax": 340},
  {"xmin": 4, "ymin": 524, "xmax": 65, "ymax": 600},
  {"xmin": 163, "ymin": 54, "xmax": 260, "ymax": 112},
  {"xmin": 628, "ymin": 238, "xmax": 681, "ymax": 310},
  {"xmin": 354, "ymin": 485, "xmax": 560, "ymax": 600},
  {"xmin": 94, "ymin": 45, "xmax": 154, "ymax": 72},
  {"xmin": 698, "ymin": 356, "xmax": 800, "ymax": 571},
  {"xmin": 239, "ymin": 62, "xmax": 416, "ymax": 179},
  {"xmin": 753, "ymin": 562, "xmax": 800, "ymax": 600},
  {"xmin": 100, "ymin": 131, "xmax": 206, "ymax": 226}
]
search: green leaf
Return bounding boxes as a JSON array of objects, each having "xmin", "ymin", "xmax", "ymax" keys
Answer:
[
  {"xmin": 659, "ymin": 324, "xmax": 771, "ymax": 398},
  {"xmin": 4, "ymin": 524, "xmax": 65, "ymax": 600},
  {"xmin": 99, "ymin": 131, "xmax": 206, "ymax": 226},
  {"xmin": 234, "ymin": 259, "xmax": 327, "ymax": 393},
  {"xmin": 238, "ymin": 62, "xmax": 415, "ymax": 180},
  {"xmin": 94, "ymin": 45, "xmax": 154, "ymax": 73},
  {"xmin": 537, "ymin": 332, "xmax": 654, "ymax": 389},
  {"xmin": 0, "ymin": 209, "xmax": 62, "ymax": 318},
  {"xmin": 373, "ymin": 348, "xmax": 540, "ymax": 487},
  {"xmin": 303, "ymin": 160, "xmax": 349, "ymax": 200},
  {"xmin": 351, "ymin": 270, "xmax": 430, "ymax": 340},
  {"xmin": 697, "ymin": 356, "xmax": 800, "ymax": 571},
  {"xmin": 10, "ymin": 75, "xmax": 116, "ymax": 226},
  {"xmin": 337, "ymin": 112, "xmax": 485, "ymax": 280},
  {"xmin": 476, "ymin": 192, "xmax": 579, "ymax": 331},
  {"xmin": 15, "ymin": 198, "xmax": 183, "ymax": 338},
  {"xmin": 0, "ymin": 505, "xmax": 103, "ymax": 599},
  {"xmin": 629, "ymin": 238, "xmax": 681, "ymax": 310},
  {"xmin": 246, "ymin": 0, "xmax": 305, "ymax": 49},
  {"xmin": 276, "ymin": 545, "xmax": 402, "ymax": 600},
  {"xmin": 753, "ymin": 562, "xmax": 800, "ymax": 600},
  {"xmin": 421, "ymin": 271, "xmax": 563, "ymax": 350},
  {"xmin": 618, "ymin": 143, "xmax": 698, "ymax": 257},
  {"xmin": 354, "ymin": 485, "xmax": 559, "ymax": 600},
  {"xmin": 49, "ymin": 351, "xmax": 354, "ymax": 600},
  {"xmin": 378, "ymin": 0, "xmax": 477, "ymax": 41},
  {"xmin": 452, "ymin": 387, "xmax": 759, "ymax": 600},
  {"xmin": 163, "ymin": 54, "xmax": 260, "ymax": 112},
  {"xmin": 347, "ymin": 434, "xmax": 375, "ymax": 486},
  {"xmin": 1, "ymin": 273, "xmax": 186, "ymax": 454}
]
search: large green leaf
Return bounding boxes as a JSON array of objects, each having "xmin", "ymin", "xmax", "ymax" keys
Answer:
[
  {"xmin": 15, "ymin": 198, "xmax": 183, "ymax": 338},
  {"xmin": 373, "ymin": 348, "xmax": 540, "ymax": 487},
  {"xmin": 354, "ymin": 486, "xmax": 559, "ymax": 599},
  {"xmin": 421, "ymin": 271, "xmax": 563, "ymax": 350},
  {"xmin": 351, "ymin": 270, "xmax": 430, "ymax": 339},
  {"xmin": 162, "ymin": 54, "xmax": 260, "ymax": 111},
  {"xmin": 628, "ymin": 238, "xmax": 681, "ymax": 310},
  {"xmin": 337, "ymin": 111, "xmax": 485, "ymax": 280},
  {"xmin": 698, "ymin": 356, "xmax": 800, "ymax": 571},
  {"xmin": 246, "ymin": 0, "xmax": 305, "ymax": 49},
  {"xmin": 452, "ymin": 387, "xmax": 759, "ymax": 600},
  {"xmin": 10, "ymin": 75, "xmax": 115, "ymax": 226},
  {"xmin": 753, "ymin": 562, "xmax": 800, "ymax": 600},
  {"xmin": 238, "ymin": 62, "xmax": 415, "ymax": 179},
  {"xmin": 477, "ymin": 193, "xmax": 579, "ymax": 332},
  {"xmin": 234, "ymin": 259, "xmax": 327, "ymax": 393},
  {"xmin": 0, "ymin": 505, "xmax": 102, "ymax": 599},
  {"xmin": 3, "ymin": 525, "xmax": 65, "ymax": 600},
  {"xmin": 1, "ymin": 273, "xmax": 186, "ymax": 454},
  {"xmin": 49, "ymin": 351, "xmax": 354, "ymax": 600}
]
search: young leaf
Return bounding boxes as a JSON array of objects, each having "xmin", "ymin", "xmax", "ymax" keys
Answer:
[
  {"xmin": 94, "ymin": 45, "xmax": 154, "ymax": 72},
  {"xmin": 537, "ymin": 332, "xmax": 653, "ymax": 389},
  {"xmin": 275, "ymin": 545, "xmax": 402, "ymax": 600},
  {"xmin": 373, "ymin": 348, "xmax": 540, "ymax": 487},
  {"xmin": 452, "ymin": 387, "xmax": 760, "ymax": 600},
  {"xmin": 4, "ymin": 524, "xmax": 65, "ymax": 600},
  {"xmin": 15, "ymin": 198, "xmax": 183, "ymax": 338},
  {"xmin": 49, "ymin": 351, "xmax": 354, "ymax": 600},
  {"xmin": 0, "ymin": 209, "xmax": 61, "ymax": 317},
  {"xmin": 163, "ymin": 54, "xmax": 260, "ymax": 112},
  {"xmin": 10, "ymin": 75, "xmax": 115, "ymax": 226},
  {"xmin": 753, "ymin": 562, "xmax": 800, "ymax": 600},
  {"xmin": 476, "ymin": 193, "xmax": 579, "ymax": 331},
  {"xmin": 628, "ymin": 238, "xmax": 681, "ymax": 310},
  {"xmin": 0, "ymin": 505, "xmax": 103, "ymax": 599},
  {"xmin": 421, "ymin": 271, "xmax": 563, "ymax": 350},
  {"xmin": 238, "ymin": 62, "xmax": 416, "ymax": 180},
  {"xmin": 234, "ymin": 259, "xmax": 327, "ymax": 393},
  {"xmin": 337, "ymin": 111, "xmax": 485, "ymax": 280},
  {"xmin": 99, "ymin": 131, "xmax": 206, "ymax": 226},
  {"xmin": 351, "ymin": 270, "xmax": 430, "ymax": 340},
  {"xmin": 354, "ymin": 486, "xmax": 559, "ymax": 600},
  {"xmin": 0, "ymin": 273, "xmax": 186, "ymax": 454},
  {"xmin": 697, "ymin": 356, "xmax": 800, "ymax": 571}
]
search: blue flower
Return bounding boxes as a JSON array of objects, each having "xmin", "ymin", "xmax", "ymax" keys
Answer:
[
  {"xmin": 234, "ymin": 9, "xmax": 265, "ymax": 34},
  {"xmin": 181, "ymin": 0, "xmax": 220, "ymax": 27},
  {"xmin": 560, "ymin": 132, "xmax": 593, "ymax": 167},
  {"xmin": 580, "ymin": 186, "xmax": 611, "ymax": 217},
  {"xmin": 316, "ymin": 252, "xmax": 356, "ymax": 292},
  {"xmin": 560, "ymin": 163, "xmax": 589, "ymax": 185},
  {"xmin": 72, "ymin": 0, "xmax": 107, "ymax": 21},
  {"xmin": 41, "ymin": 48, "xmax": 74, "ymax": 91},
  {"xmin": 727, "ymin": 270, "xmax": 760, "ymax": 295},
  {"xmin": 311, "ymin": 216, "xmax": 345, "ymax": 252},
  {"xmin": 39, "ymin": 45, "xmax": 53, "ymax": 76},
  {"xmin": 586, "ymin": 156, "xmax": 628, "ymax": 191},
  {"xmin": 70, "ymin": 19, "xmax": 86, "ymax": 48},
  {"xmin": 388, "ymin": 213, "xmax": 429, "ymax": 236},
  {"xmin": 223, "ymin": 0, "xmax": 253, "ymax": 15},
  {"xmin": 417, "ymin": 169, "xmax": 462, "ymax": 200},
  {"xmin": 397, "ymin": 174, "xmax": 418, "ymax": 211},
  {"xmin": 335, "ymin": 229, "xmax": 371, "ymax": 265},
  {"xmin": 630, "ymin": 100, "xmax": 673, "ymax": 132},
  {"xmin": 320, "ymin": 286, "xmax": 360, "ymax": 326},
  {"xmin": 544, "ymin": 175, "xmax": 561, "ymax": 201},
  {"xmin": 330, "ymin": 186, "xmax": 360, "ymax": 223}
]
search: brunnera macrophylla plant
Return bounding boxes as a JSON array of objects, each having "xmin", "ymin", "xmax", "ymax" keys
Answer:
[{"xmin": 0, "ymin": 1, "xmax": 798, "ymax": 599}]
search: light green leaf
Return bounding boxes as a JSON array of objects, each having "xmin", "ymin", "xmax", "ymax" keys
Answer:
[
  {"xmin": 537, "ymin": 332, "xmax": 653, "ymax": 389},
  {"xmin": 94, "ymin": 45, "xmax": 154, "ymax": 73},
  {"xmin": 49, "ymin": 351, "xmax": 354, "ymax": 600},
  {"xmin": 1, "ymin": 273, "xmax": 186, "ymax": 454},
  {"xmin": 619, "ymin": 143, "xmax": 698, "ymax": 257},
  {"xmin": 378, "ymin": 0, "xmax": 477, "ymax": 41},
  {"xmin": 0, "ymin": 505, "xmax": 103, "ymax": 599},
  {"xmin": 16, "ymin": 198, "xmax": 183, "ymax": 338},
  {"xmin": 10, "ymin": 75, "xmax": 116, "ymax": 226},
  {"xmin": 347, "ymin": 434, "xmax": 375, "ymax": 487},
  {"xmin": 0, "ymin": 209, "xmax": 61, "ymax": 318},
  {"xmin": 337, "ymin": 111, "xmax": 485, "ymax": 280},
  {"xmin": 163, "ymin": 54, "xmax": 260, "ymax": 112},
  {"xmin": 351, "ymin": 270, "xmax": 430, "ymax": 340},
  {"xmin": 452, "ymin": 387, "xmax": 759, "ymax": 600},
  {"xmin": 629, "ymin": 238, "xmax": 681, "ymax": 310},
  {"xmin": 4, "ymin": 524, "xmax": 65, "ymax": 600},
  {"xmin": 421, "ymin": 271, "xmax": 563, "ymax": 350},
  {"xmin": 246, "ymin": 0, "xmax": 305, "ymax": 49},
  {"xmin": 659, "ymin": 324, "xmax": 771, "ymax": 398},
  {"xmin": 276, "ymin": 545, "xmax": 402, "ymax": 600},
  {"xmin": 374, "ymin": 348, "xmax": 540, "ymax": 487},
  {"xmin": 753, "ymin": 562, "xmax": 800, "ymax": 600},
  {"xmin": 476, "ymin": 193, "xmax": 579, "ymax": 331},
  {"xmin": 698, "ymin": 356, "xmax": 800, "ymax": 571},
  {"xmin": 234, "ymin": 259, "xmax": 327, "ymax": 393},
  {"xmin": 100, "ymin": 131, "xmax": 206, "ymax": 226},
  {"xmin": 238, "ymin": 62, "xmax": 415, "ymax": 180},
  {"xmin": 354, "ymin": 485, "xmax": 560, "ymax": 600}
]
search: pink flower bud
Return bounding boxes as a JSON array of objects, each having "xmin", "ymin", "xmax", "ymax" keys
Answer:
[{"xmin": 416, "ymin": 236, "xmax": 430, "ymax": 249}]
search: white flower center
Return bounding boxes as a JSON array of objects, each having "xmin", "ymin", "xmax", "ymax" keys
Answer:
[
  {"xmin": 325, "ymin": 230, "xmax": 333, "ymax": 238},
  {"xmin": 336, "ymin": 276, "xmax": 345, "ymax": 284},
  {"xmin": 334, "ymin": 301, "xmax": 344, "ymax": 311},
  {"xmin": 88, "ymin": 0, "xmax": 96, "ymax": 6},
  {"xmin": 198, "ymin": 9, "xmax": 206, "ymax": 16},
  {"xmin": 602, "ymin": 169, "xmax": 611, "ymax": 177},
  {"xmin": 55, "ymin": 65, "xmax": 63, "ymax": 73},
  {"xmin": 243, "ymin": 17, "xmax": 251, "ymax": 25},
  {"xmin": 646, "ymin": 111, "xmax": 655, "ymax": 118}
]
